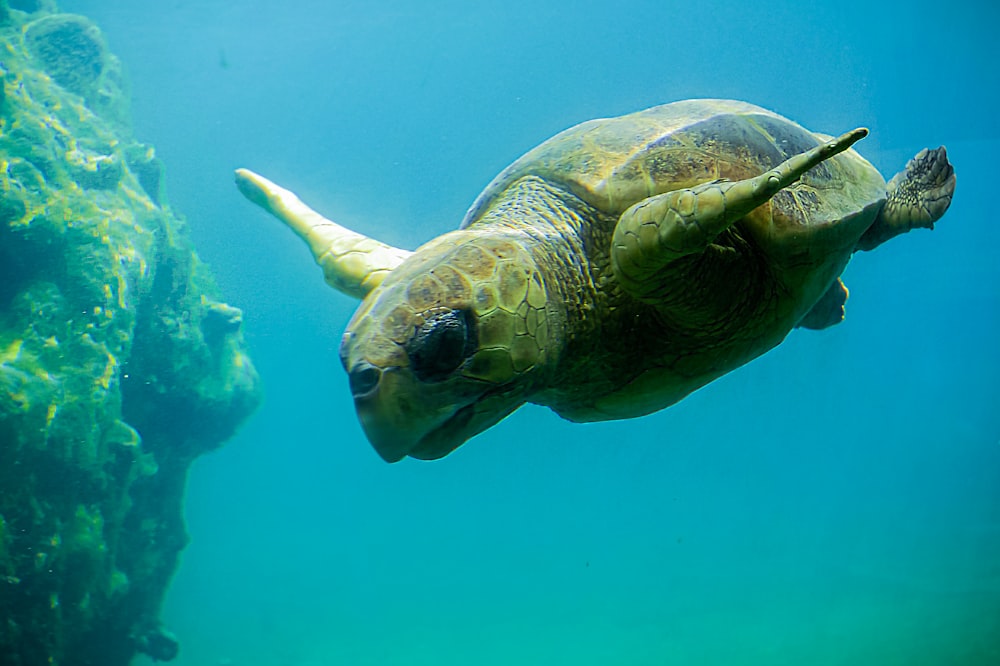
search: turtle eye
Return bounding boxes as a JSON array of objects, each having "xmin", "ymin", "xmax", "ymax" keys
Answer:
[{"xmin": 405, "ymin": 309, "xmax": 477, "ymax": 382}]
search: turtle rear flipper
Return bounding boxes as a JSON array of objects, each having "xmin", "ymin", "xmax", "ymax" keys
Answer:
[
  {"xmin": 797, "ymin": 278, "xmax": 849, "ymax": 330},
  {"xmin": 857, "ymin": 147, "xmax": 956, "ymax": 251}
]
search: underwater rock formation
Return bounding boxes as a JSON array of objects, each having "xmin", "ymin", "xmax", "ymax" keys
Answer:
[{"xmin": 0, "ymin": 1, "xmax": 262, "ymax": 664}]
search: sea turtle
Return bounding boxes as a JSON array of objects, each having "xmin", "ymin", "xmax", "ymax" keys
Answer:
[{"xmin": 235, "ymin": 99, "xmax": 955, "ymax": 462}]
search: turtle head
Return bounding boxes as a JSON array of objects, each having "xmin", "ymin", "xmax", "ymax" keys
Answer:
[
  {"xmin": 234, "ymin": 169, "xmax": 554, "ymax": 462},
  {"xmin": 340, "ymin": 230, "xmax": 553, "ymax": 462}
]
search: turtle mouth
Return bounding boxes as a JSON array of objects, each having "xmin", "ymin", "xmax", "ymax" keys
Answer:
[
  {"xmin": 351, "ymin": 367, "xmax": 486, "ymax": 462},
  {"xmin": 354, "ymin": 394, "xmax": 478, "ymax": 463},
  {"xmin": 407, "ymin": 403, "xmax": 477, "ymax": 460},
  {"xmin": 350, "ymin": 368, "xmax": 521, "ymax": 462}
]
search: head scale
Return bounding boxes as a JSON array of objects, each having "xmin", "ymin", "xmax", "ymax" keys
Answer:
[{"xmin": 340, "ymin": 230, "xmax": 552, "ymax": 461}]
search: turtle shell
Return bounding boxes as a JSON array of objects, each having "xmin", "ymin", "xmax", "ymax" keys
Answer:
[{"xmin": 461, "ymin": 99, "xmax": 886, "ymax": 238}]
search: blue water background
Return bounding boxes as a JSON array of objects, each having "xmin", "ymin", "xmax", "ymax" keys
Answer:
[{"xmin": 60, "ymin": 1, "xmax": 1000, "ymax": 664}]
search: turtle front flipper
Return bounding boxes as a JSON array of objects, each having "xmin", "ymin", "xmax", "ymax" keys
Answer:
[
  {"xmin": 611, "ymin": 128, "xmax": 869, "ymax": 303},
  {"xmin": 856, "ymin": 146, "xmax": 956, "ymax": 252},
  {"xmin": 235, "ymin": 169, "xmax": 412, "ymax": 299}
]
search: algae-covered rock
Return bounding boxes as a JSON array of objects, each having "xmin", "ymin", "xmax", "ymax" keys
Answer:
[
  {"xmin": 0, "ymin": 2, "xmax": 262, "ymax": 664},
  {"xmin": 22, "ymin": 9, "xmax": 129, "ymax": 129}
]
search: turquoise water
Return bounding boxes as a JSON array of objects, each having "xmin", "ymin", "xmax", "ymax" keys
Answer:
[{"xmin": 64, "ymin": 1, "xmax": 1000, "ymax": 664}]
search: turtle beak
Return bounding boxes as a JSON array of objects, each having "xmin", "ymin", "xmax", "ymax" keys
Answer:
[
  {"xmin": 349, "ymin": 365, "xmax": 472, "ymax": 462},
  {"xmin": 348, "ymin": 364, "xmax": 520, "ymax": 462},
  {"xmin": 350, "ymin": 364, "xmax": 446, "ymax": 462}
]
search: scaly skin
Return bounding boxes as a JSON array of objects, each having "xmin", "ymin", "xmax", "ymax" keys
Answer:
[{"xmin": 856, "ymin": 147, "xmax": 956, "ymax": 252}]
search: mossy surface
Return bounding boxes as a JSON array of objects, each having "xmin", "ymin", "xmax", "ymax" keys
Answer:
[{"xmin": 0, "ymin": 1, "xmax": 262, "ymax": 663}]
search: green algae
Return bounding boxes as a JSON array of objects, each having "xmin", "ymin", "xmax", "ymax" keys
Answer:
[{"xmin": 0, "ymin": 2, "xmax": 262, "ymax": 664}]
